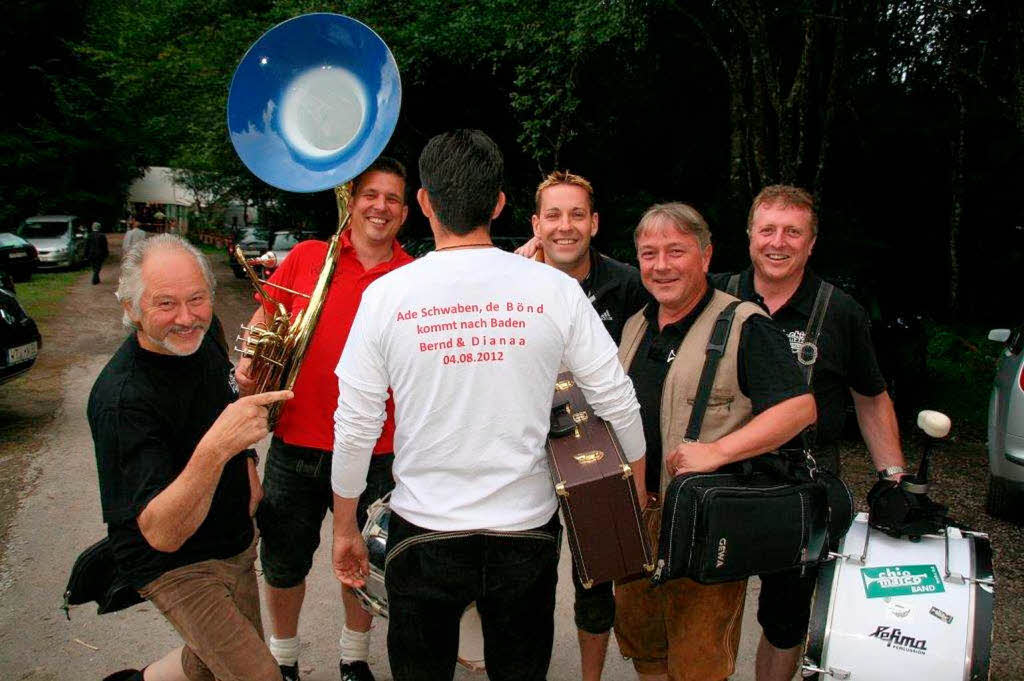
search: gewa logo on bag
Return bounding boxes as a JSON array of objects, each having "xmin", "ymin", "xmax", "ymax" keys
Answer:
[
  {"xmin": 860, "ymin": 564, "xmax": 945, "ymax": 598},
  {"xmin": 868, "ymin": 625, "xmax": 928, "ymax": 655},
  {"xmin": 716, "ymin": 538, "xmax": 727, "ymax": 568}
]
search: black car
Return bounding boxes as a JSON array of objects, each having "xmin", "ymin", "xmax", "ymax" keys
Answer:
[
  {"xmin": 0, "ymin": 284, "xmax": 41, "ymax": 385},
  {"xmin": 0, "ymin": 232, "xmax": 39, "ymax": 282}
]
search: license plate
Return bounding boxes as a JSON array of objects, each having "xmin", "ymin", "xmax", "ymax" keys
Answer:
[
  {"xmin": 6, "ymin": 341, "xmax": 38, "ymax": 365},
  {"xmin": 7, "ymin": 252, "xmax": 26, "ymax": 259}
]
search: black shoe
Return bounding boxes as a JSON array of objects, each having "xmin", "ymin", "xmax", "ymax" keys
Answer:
[
  {"xmin": 279, "ymin": 662, "xmax": 301, "ymax": 681},
  {"xmin": 102, "ymin": 671, "xmax": 143, "ymax": 681},
  {"xmin": 339, "ymin": 660, "xmax": 375, "ymax": 681}
]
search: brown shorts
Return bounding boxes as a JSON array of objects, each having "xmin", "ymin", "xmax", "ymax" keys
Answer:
[
  {"xmin": 613, "ymin": 505, "xmax": 747, "ymax": 681},
  {"xmin": 139, "ymin": 535, "xmax": 280, "ymax": 681}
]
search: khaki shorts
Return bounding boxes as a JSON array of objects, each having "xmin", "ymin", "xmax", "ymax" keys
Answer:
[
  {"xmin": 139, "ymin": 535, "xmax": 280, "ymax": 681},
  {"xmin": 614, "ymin": 505, "xmax": 747, "ymax": 681}
]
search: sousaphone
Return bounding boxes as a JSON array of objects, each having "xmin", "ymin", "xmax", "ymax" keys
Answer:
[{"xmin": 226, "ymin": 13, "xmax": 401, "ymax": 424}]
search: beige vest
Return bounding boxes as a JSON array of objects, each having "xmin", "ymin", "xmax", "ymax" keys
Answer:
[{"xmin": 619, "ymin": 289, "xmax": 768, "ymax": 494}]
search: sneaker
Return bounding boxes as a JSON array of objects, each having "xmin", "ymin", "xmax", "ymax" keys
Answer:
[
  {"xmin": 279, "ymin": 662, "xmax": 301, "ymax": 681},
  {"xmin": 102, "ymin": 671, "xmax": 143, "ymax": 681},
  {"xmin": 339, "ymin": 660, "xmax": 375, "ymax": 681}
]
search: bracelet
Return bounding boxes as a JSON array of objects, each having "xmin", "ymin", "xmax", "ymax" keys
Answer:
[
  {"xmin": 876, "ymin": 465, "xmax": 905, "ymax": 481},
  {"xmin": 245, "ymin": 450, "xmax": 260, "ymax": 465}
]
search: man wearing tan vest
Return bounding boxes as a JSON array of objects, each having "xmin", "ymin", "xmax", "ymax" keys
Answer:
[{"xmin": 613, "ymin": 202, "xmax": 816, "ymax": 681}]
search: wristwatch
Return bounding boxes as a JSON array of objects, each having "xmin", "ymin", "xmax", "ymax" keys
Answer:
[{"xmin": 876, "ymin": 465, "xmax": 905, "ymax": 481}]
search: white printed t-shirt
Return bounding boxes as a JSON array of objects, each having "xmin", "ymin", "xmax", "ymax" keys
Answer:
[{"xmin": 332, "ymin": 247, "xmax": 644, "ymax": 532}]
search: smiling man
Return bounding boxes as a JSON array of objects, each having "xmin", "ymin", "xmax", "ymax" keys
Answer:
[
  {"xmin": 92, "ymin": 234, "xmax": 292, "ymax": 681},
  {"xmin": 235, "ymin": 157, "xmax": 412, "ymax": 681},
  {"xmin": 529, "ymin": 171, "xmax": 649, "ymax": 681},
  {"xmin": 712, "ymin": 185, "xmax": 908, "ymax": 681},
  {"xmin": 614, "ymin": 202, "xmax": 814, "ymax": 681}
]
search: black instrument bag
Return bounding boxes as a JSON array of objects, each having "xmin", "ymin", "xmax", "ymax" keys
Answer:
[{"xmin": 652, "ymin": 297, "xmax": 853, "ymax": 586}]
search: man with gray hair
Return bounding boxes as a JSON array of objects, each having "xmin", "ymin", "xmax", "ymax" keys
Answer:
[
  {"xmin": 90, "ymin": 234, "xmax": 291, "ymax": 681},
  {"xmin": 614, "ymin": 202, "xmax": 814, "ymax": 681}
]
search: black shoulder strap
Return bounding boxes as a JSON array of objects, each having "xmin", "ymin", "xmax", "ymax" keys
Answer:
[
  {"xmin": 798, "ymin": 281, "xmax": 834, "ymax": 386},
  {"xmin": 725, "ymin": 273, "xmax": 741, "ymax": 297},
  {"xmin": 797, "ymin": 281, "xmax": 834, "ymax": 453},
  {"xmin": 684, "ymin": 301, "xmax": 742, "ymax": 442}
]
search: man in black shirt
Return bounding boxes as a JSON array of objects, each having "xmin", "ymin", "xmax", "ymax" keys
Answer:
[
  {"xmin": 711, "ymin": 185, "xmax": 908, "ymax": 681},
  {"xmin": 526, "ymin": 170, "xmax": 649, "ymax": 681},
  {"xmin": 91, "ymin": 234, "xmax": 291, "ymax": 681},
  {"xmin": 614, "ymin": 202, "xmax": 814, "ymax": 681}
]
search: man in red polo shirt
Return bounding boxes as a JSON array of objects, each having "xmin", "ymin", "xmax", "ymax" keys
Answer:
[{"xmin": 235, "ymin": 157, "xmax": 412, "ymax": 681}]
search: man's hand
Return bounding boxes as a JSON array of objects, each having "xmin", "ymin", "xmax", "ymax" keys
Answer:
[
  {"xmin": 665, "ymin": 440, "xmax": 725, "ymax": 476},
  {"xmin": 234, "ymin": 356, "xmax": 258, "ymax": 397},
  {"xmin": 514, "ymin": 236, "xmax": 544, "ymax": 261},
  {"xmin": 332, "ymin": 525, "xmax": 370, "ymax": 588},
  {"xmin": 197, "ymin": 390, "xmax": 293, "ymax": 464}
]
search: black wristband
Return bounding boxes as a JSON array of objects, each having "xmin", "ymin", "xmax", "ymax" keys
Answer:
[{"xmin": 245, "ymin": 450, "xmax": 259, "ymax": 465}]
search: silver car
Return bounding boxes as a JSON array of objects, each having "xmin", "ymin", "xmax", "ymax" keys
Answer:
[
  {"xmin": 986, "ymin": 325, "xmax": 1024, "ymax": 519},
  {"xmin": 17, "ymin": 215, "xmax": 87, "ymax": 269}
]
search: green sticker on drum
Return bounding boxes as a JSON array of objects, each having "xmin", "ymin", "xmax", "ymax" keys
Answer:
[{"xmin": 860, "ymin": 564, "xmax": 946, "ymax": 598}]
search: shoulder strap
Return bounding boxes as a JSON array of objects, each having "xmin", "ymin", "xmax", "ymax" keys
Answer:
[
  {"xmin": 798, "ymin": 281, "xmax": 834, "ymax": 386},
  {"xmin": 797, "ymin": 281, "xmax": 834, "ymax": 453},
  {"xmin": 726, "ymin": 273, "xmax": 741, "ymax": 297},
  {"xmin": 684, "ymin": 301, "xmax": 742, "ymax": 442}
]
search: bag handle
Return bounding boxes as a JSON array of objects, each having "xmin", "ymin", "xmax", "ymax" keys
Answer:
[{"xmin": 684, "ymin": 301, "xmax": 742, "ymax": 443}]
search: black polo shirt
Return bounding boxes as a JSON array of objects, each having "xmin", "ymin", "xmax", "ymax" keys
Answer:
[
  {"xmin": 88, "ymin": 331, "xmax": 253, "ymax": 589},
  {"xmin": 711, "ymin": 268, "xmax": 887, "ymax": 449},
  {"xmin": 578, "ymin": 248, "xmax": 651, "ymax": 343},
  {"xmin": 626, "ymin": 279, "xmax": 809, "ymax": 492}
]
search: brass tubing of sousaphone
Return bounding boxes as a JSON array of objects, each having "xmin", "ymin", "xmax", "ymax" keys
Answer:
[{"xmin": 264, "ymin": 182, "xmax": 354, "ymax": 428}]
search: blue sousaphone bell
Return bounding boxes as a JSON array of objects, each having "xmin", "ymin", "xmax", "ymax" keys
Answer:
[{"xmin": 227, "ymin": 13, "xmax": 401, "ymax": 193}]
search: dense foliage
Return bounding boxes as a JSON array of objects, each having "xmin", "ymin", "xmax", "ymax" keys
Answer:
[{"xmin": 1, "ymin": 0, "xmax": 1021, "ymax": 322}]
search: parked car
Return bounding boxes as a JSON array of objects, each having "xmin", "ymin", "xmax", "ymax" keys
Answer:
[
  {"xmin": 227, "ymin": 226, "xmax": 271, "ymax": 279},
  {"xmin": 985, "ymin": 325, "xmax": 1024, "ymax": 520},
  {"xmin": 0, "ymin": 283, "xmax": 42, "ymax": 385},
  {"xmin": 17, "ymin": 215, "xmax": 87, "ymax": 270},
  {"xmin": 0, "ymin": 232, "xmax": 39, "ymax": 282},
  {"xmin": 262, "ymin": 230, "xmax": 317, "ymax": 275}
]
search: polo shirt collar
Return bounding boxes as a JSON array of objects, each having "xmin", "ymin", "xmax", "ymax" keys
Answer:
[{"xmin": 737, "ymin": 266, "xmax": 820, "ymax": 318}]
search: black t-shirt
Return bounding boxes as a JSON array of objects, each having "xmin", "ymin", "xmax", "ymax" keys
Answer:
[
  {"xmin": 626, "ymin": 280, "xmax": 809, "ymax": 491},
  {"xmin": 711, "ymin": 268, "xmax": 887, "ymax": 448},
  {"xmin": 88, "ymin": 331, "xmax": 253, "ymax": 589}
]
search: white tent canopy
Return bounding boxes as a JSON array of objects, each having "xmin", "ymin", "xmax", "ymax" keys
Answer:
[{"xmin": 127, "ymin": 167, "xmax": 195, "ymax": 207}]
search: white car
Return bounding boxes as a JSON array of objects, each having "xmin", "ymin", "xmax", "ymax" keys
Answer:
[
  {"xmin": 986, "ymin": 325, "xmax": 1024, "ymax": 520},
  {"xmin": 17, "ymin": 215, "xmax": 88, "ymax": 269}
]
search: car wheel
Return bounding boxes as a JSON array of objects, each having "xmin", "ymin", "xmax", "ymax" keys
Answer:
[
  {"xmin": 986, "ymin": 475, "xmax": 1019, "ymax": 521},
  {"xmin": 14, "ymin": 270, "xmax": 31, "ymax": 283}
]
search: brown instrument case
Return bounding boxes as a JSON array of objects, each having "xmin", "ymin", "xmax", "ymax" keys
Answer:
[{"xmin": 546, "ymin": 373, "xmax": 654, "ymax": 587}]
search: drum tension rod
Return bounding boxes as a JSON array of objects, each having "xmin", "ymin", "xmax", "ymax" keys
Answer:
[{"xmin": 801, "ymin": 662, "xmax": 850, "ymax": 680}]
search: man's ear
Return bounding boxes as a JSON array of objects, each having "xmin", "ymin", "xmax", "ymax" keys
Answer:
[
  {"xmin": 531, "ymin": 213, "xmax": 541, "ymax": 238},
  {"xmin": 590, "ymin": 212, "xmax": 599, "ymax": 238},
  {"xmin": 702, "ymin": 243, "xmax": 713, "ymax": 273},
  {"xmin": 416, "ymin": 188, "xmax": 435, "ymax": 220},
  {"xmin": 123, "ymin": 300, "xmax": 139, "ymax": 326},
  {"xmin": 491, "ymin": 191, "xmax": 506, "ymax": 221}
]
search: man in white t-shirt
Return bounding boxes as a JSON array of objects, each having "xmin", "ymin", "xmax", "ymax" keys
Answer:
[{"xmin": 330, "ymin": 129, "xmax": 646, "ymax": 681}]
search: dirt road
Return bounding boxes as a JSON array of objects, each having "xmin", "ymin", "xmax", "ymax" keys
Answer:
[{"xmin": 0, "ymin": 237, "xmax": 1020, "ymax": 679}]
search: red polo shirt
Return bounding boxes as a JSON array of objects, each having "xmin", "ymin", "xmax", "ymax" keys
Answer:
[{"xmin": 258, "ymin": 232, "xmax": 412, "ymax": 452}]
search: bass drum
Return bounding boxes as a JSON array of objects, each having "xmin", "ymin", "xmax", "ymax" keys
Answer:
[
  {"xmin": 355, "ymin": 496, "xmax": 486, "ymax": 673},
  {"xmin": 803, "ymin": 513, "xmax": 994, "ymax": 681}
]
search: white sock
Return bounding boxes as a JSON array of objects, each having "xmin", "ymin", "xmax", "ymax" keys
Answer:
[
  {"xmin": 269, "ymin": 635, "xmax": 300, "ymax": 667},
  {"xmin": 340, "ymin": 626, "xmax": 371, "ymax": 664}
]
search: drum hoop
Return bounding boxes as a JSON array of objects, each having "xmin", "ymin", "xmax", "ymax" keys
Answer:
[{"xmin": 967, "ymin": 533, "xmax": 995, "ymax": 681}]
